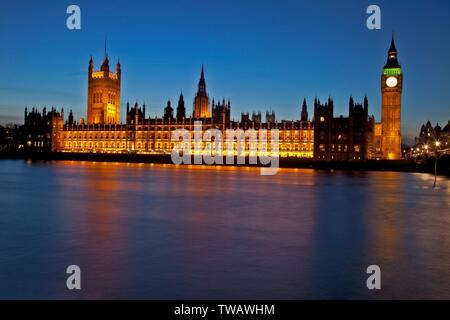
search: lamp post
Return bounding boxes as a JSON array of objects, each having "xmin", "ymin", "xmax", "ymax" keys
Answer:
[{"xmin": 433, "ymin": 140, "xmax": 441, "ymax": 189}]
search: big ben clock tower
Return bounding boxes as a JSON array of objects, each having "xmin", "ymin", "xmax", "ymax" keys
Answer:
[{"xmin": 381, "ymin": 35, "xmax": 403, "ymax": 160}]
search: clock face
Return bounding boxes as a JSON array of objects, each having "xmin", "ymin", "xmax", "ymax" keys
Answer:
[{"xmin": 386, "ymin": 76, "xmax": 398, "ymax": 88}]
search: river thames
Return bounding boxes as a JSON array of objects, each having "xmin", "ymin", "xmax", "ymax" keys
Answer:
[{"xmin": 0, "ymin": 160, "xmax": 449, "ymax": 299}]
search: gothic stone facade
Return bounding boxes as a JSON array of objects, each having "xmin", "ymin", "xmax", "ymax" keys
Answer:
[
  {"xmin": 25, "ymin": 38, "xmax": 402, "ymax": 160},
  {"xmin": 58, "ymin": 63, "xmax": 316, "ymax": 158}
]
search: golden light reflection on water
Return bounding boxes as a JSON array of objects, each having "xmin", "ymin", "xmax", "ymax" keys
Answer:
[
  {"xmin": 370, "ymin": 171, "xmax": 403, "ymax": 262},
  {"xmin": 364, "ymin": 171, "xmax": 450, "ymax": 297},
  {"xmin": 2, "ymin": 160, "xmax": 450, "ymax": 298},
  {"xmin": 52, "ymin": 161, "xmax": 151, "ymax": 297}
]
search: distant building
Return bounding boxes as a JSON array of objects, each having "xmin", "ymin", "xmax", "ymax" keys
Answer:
[
  {"xmin": 23, "ymin": 107, "xmax": 64, "ymax": 153},
  {"xmin": 0, "ymin": 124, "xmax": 24, "ymax": 152},
  {"xmin": 313, "ymin": 97, "xmax": 371, "ymax": 161},
  {"xmin": 414, "ymin": 120, "xmax": 450, "ymax": 147}
]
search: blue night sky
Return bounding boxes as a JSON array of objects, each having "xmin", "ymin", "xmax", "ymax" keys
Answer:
[{"xmin": 1, "ymin": 0, "xmax": 450, "ymax": 142}]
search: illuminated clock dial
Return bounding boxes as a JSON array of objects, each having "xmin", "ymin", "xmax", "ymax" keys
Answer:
[{"xmin": 386, "ymin": 76, "xmax": 398, "ymax": 88}]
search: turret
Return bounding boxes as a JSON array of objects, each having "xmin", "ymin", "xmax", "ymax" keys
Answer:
[
  {"xmin": 176, "ymin": 92, "xmax": 186, "ymax": 119},
  {"xmin": 134, "ymin": 101, "xmax": 139, "ymax": 125},
  {"xmin": 164, "ymin": 100, "xmax": 174, "ymax": 121},
  {"xmin": 349, "ymin": 96, "xmax": 355, "ymax": 112},
  {"xmin": 301, "ymin": 98, "xmax": 308, "ymax": 122},
  {"xmin": 116, "ymin": 59, "xmax": 121, "ymax": 80},
  {"xmin": 101, "ymin": 56, "xmax": 110, "ymax": 75},
  {"xmin": 68, "ymin": 109, "xmax": 74, "ymax": 125},
  {"xmin": 88, "ymin": 56, "xmax": 94, "ymax": 77}
]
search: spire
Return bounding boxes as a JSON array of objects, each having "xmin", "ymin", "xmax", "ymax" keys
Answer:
[
  {"xmin": 385, "ymin": 32, "xmax": 400, "ymax": 68},
  {"xmin": 198, "ymin": 64, "xmax": 206, "ymax": 93},
  {"xmin": 301, "ymin": 98, "xmax": 308, "ymax": 122},
  {"xmin": 177, "ymin": 91, "xmax": 186, "ymax": 119},
  {"xmin": 89, "ymin": 55, "xmax": 94, "ymax": 74},
  {"xmin": 104, "ymin": 36, "xmax": 108, "ymax": 59},
  {"xmin": 389, "ymin": 31, "xmax": 397, "ymax": 53},
  {"xmin": 100, "ymin": 37, "xmax": 110, "ymax": 74},
  {"xmin": 179, "ymin": 91, "xmax": 184, "ymax": 105}
]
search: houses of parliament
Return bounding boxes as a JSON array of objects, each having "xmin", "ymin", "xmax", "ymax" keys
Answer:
[{"xmin": 23, "ymin": 37, "xmax": 403, "ymax": 161}]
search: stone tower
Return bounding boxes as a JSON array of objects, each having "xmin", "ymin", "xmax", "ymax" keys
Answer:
[
  {"xmin": 381, "ymin": 34, "xmax": 403, "ymax": 160},
  {"xmin": 87, "ymin": 49, "xmax": 121, "ymax": 124}
]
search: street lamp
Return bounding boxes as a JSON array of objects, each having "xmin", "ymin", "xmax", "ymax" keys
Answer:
[{"xmin": 432, "ymin": 138, "xmax": 444, "ymax": 189}]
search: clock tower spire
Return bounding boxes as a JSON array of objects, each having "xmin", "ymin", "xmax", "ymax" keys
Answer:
[
  {"xmin": 381, "ymin": 33, "xmax": 403, "ymax": 160},
  {"xmin": 385, "ymin": 33, "xmax": 400, "ymax": 69}
]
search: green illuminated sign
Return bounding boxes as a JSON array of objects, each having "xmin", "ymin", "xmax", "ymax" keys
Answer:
[{"xmin": 384, "ymin": 68, "xmax": 402, "ymax": 76}]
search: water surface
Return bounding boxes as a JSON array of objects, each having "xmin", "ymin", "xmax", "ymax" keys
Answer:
[{"xmin": 0, "ymin": 160, "xmax": 449, "ymax": 299}]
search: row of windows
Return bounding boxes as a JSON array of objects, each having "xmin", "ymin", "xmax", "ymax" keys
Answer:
[
  {"xmin": 92, "ymin": 93, "xmax": 118, "ymax": 104},
  {"xmin": 93, "ymin": 93, "xmax": 102, "ymax": 104},
  {"xmin": 63, "ymin": 144, "xmax": 314, "ymax": 154},
  {"xmin": 107, "ymin": 93, "xmax": 117, "ymax": 104},
  {"xmin": 318, "ymin": 144, "xmax": 362, "ymax": 153},
  {"xmin": 65, "ymin": 126, "xmax": 314, "ymax": 133},
  {"xmin": 64, "ymin": 134, "xmax": 313, "ymax": 141}
]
